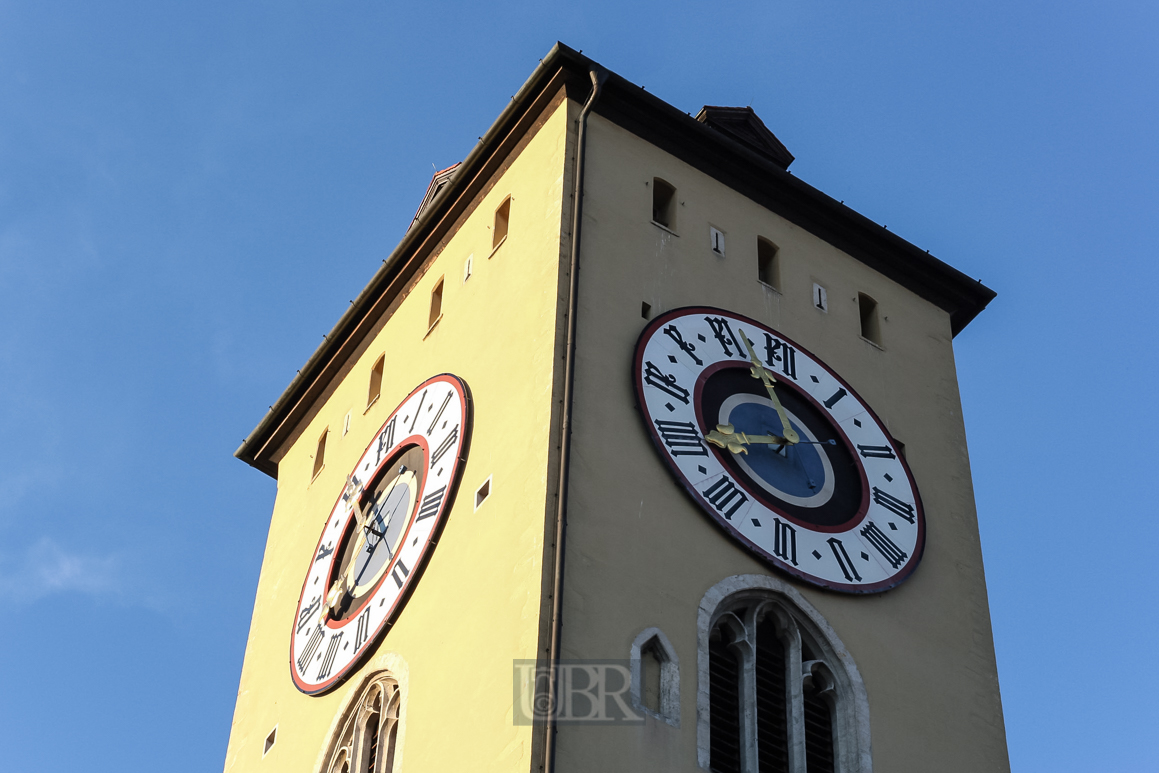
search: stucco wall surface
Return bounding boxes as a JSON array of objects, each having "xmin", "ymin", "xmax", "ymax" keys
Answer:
[
  {"xmin": 555, "ymin": 113, "xmax": 1008, "ymax": 772},
  {"xmin": 222, "ymin": 98, "xmax": 572, "ymax": 773}
]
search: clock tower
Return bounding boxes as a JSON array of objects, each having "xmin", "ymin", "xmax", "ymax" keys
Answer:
[{"xmin": 224, "ymin": 44, "xmax": 1007, "ymax": 773}]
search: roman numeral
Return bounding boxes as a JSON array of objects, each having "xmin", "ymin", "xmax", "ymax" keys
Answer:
[
  {"xmin": 857, "ymin": 444, "xmax": 896, "ymax": 459},
  {"xmin": 763, "ymin": 333, "xmax": 797, "ymax": 380},
  {"xmin": 427, "ymin": 391, "xmax": 452, "ymax": 436},
  {"xmin": 315, "ymin": 541, "xmax": 334, "ymax": 563},
  {"xmin": 415, "ymin": 486, "xmax": 447, "ymax": 521},
  {"xmin": 773, "ymin": 518, "xmax": 798, "ymax": 566},
  {"xmin": 296, "ymin": 626, "xmax": 324, "ymax": 675},
  {"xmin": 643, "ymin": 361, "xmax": 690, "ymax": 404},
  {"xmin": 408, "ymin": 389, "xmax": 428, "ymax": 433},
  {"xmin": 391, "ymin": 558, "xmax": 410, "ymax": 589},
  {"xmin": 354, "ymin": 609, "xmax": 373, "ymax": 653},
  {"xmin": 662, "ymin": 324, "xmax": 703, "ymax": 365},
  {"xmin": 316, "ymin": 632, "xmax": 343, "ymax": 681},
  {"xmin": 872, "ymin": 487, "xmax": 916, "ymax": 523},
  {"xmin": 375, "ymin": 417, "xmax": 397, "ymax": 465},
  {"xmin": 297, "ymin": 595, "xmax": 321, "ymax": 633},
  {"xmin": 705, "ymin": 316, "xmax": 745, "ymax": 358},
  {"xmin": 431, "ymin": 425, "xmax": 460, "ymax": 466},
  {"xmin": 860, "ymin": 521, "xmax": 908, "ymax": 568},
  {"xmin": 823, "ymin": 388, "xmax": 847, "ymax": 409},
  {"xmin": 827, "ymin": 538, "xmax": 862, "ymax": 582},
  {"xmin": 654, "ymin": 420, "xmax": 708, "ymax": 457},
  {"xmin": 701, "ymin": 476, "xmax": 748, "ymax": 519}
]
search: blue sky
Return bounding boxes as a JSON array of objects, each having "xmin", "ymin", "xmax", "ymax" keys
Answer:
[{"xmin": 1, "ymin": 2, "xmax": 1155, "ymax": 771}]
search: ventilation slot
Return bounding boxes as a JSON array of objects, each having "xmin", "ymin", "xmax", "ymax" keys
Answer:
[
  {"xmin": 755, "ymin": 617, "xmax": 789, "ymax": 772},
  {"xmin": 709, "ymin": 625, "xmax": 742, "ymax": 773}
]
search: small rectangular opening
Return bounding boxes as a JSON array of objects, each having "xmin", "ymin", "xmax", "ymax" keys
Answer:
[
  {"xmin": 652, "ymin": 178, "xmax": 676, "ymax": 229},
  {"xmin": 429, "ymin": 278, "xmax": 444, "ymax": 330},
  {"xmin": 493, "ymin": 197, "xmax": 510, "ymax": 250},
  {"xmin": 368, "ymin": 354, "xmax": 384, "ymax": 408},
  {"xmin": 312, "ymin": 431, "xmax": 327, "ymax": 479},
  {"xmin": 858, "ymin": 292, "xmax": 881, "ymax": 344},
  {"xmin": 463, "ymin": 253, "xmax": 473, "ymax": 283},
  {"xmin": 342, "ymin": 412, "xmax": 351, "ymax": 436},
  {"xmin": 263, "ymin": 726, "xmax": 277, "ymax": 756},
  {"xmin": 475, "ymin": 477, "xmax": 491, "ymax": 510},
  {"xmin": 895, "ymin": 440, "xmax": 906, "ymax": 459},
  {"xmin": 641, "ymin": 302, "xmax": 652, "ymax": 320},
  {"xmin": 757, "ymin": 237, "xmax": 779, "ymax": 289}
]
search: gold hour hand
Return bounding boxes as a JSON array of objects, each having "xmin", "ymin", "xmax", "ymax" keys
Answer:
[
  {"xmin": 739, "ymin": 329, "xmax": 800, "ymax": 444},
  {"xmin": 705, "ymin": 423, "xmax": 790, "ymax": 455}
]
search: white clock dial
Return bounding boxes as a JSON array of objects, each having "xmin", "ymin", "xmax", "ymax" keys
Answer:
[
  {"xmin": 290, "ymin": 374, "xmax": 471, "ymax": 694},
  {"xmin": 633, "ymin": 307, "xmax": 924, "ymax": 593}
]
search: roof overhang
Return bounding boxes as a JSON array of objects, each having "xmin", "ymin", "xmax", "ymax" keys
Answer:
[{"xmin": 236, "ymin": 42, "xmax": 995, "ymax": 477}]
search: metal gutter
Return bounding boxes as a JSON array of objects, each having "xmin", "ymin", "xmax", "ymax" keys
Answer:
[{"xmin": 544, "ymin": 64, "xmax": 608, "ymax": 773}]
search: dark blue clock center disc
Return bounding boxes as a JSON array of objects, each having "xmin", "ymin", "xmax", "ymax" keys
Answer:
[
  {"xmin": 724, "ymin": 402, "xmax": 829, "ymax": 501},
  {"xmin": 698, "ymin": 365, "xmax": 862, "ymax": 528}
]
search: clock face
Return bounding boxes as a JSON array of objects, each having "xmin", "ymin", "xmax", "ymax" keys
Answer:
[
  {"xmin": 633, "ymin": 307, "xmax": 924, "ymax": 593},
  {"xmin": 290, "ymin": 374, "xmax": 471, "ymax": 694}
]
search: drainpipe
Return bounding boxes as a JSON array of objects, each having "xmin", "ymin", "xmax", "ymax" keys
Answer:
[{"xmin": 545, "ymin": 64, "xmax": 608, "ymax": 773}]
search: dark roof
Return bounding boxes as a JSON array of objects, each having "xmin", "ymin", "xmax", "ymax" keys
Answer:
[{"xmin": 235, "ymin": 42, "xmax": 996, "ymax": 477}]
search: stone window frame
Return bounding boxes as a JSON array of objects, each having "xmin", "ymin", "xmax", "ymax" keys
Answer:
[
  {"xmin": 629, "ymin": 626, "xmax": 681, "ymax": 726},
  {"xmin": 316, "ymin": 669, "xmax": 405, "ymax": 773},
  {"xmin": 696, "ymin": 574, "xmax": 872, "ymax": 773}
]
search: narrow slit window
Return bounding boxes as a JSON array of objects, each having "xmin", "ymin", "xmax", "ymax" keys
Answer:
[
  {"xmin": 758, "ymin": 237, "xmax": 779, "ymax": 289},
  {"xmin": 652, "ymin": 178, "xmax": 676, "ymax": 229},
  {"xmin": 475, "ymin": 477, "xmax": 491, "ymax": 510},
  {"xmin": 263, "ymin": 726, "xmax": 277, "ymax": 756},
  {"xmin": 493, "ymin": 197, "xmax": 510, "ymax": 250},
  {"xmin": 429, "ymin": 278, "xmax": 444, "ymax": 330},
  {"xmin": 463, "ymin": 253, "xmax": 473, "ymax": 283},
  {"xmin": 641, "ymin": 640, "xmax": 662, "ymax": 713},
  {"xmin": 368, "ymin": 355, "xmax": 384, "ymax": 408},
  {"xmin": 313, "ymin": 430, "xmax": 327, "ymax": 479},
  {"xmin": 858, "ymin": 292, "xmax": 881, "ymax": 344},
  {"xmin": 641, "ymin": 301, "xmax": 652, "ymax": 320}
]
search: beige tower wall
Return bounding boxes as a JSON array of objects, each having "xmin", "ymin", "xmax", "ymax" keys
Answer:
[
  {"xmin": 223, "ymin": 96, "xmax": 575, "ymax": 773},
  {"xmin": 554, "ymin": 112, "xmax": 1008, "ymax": 771}
]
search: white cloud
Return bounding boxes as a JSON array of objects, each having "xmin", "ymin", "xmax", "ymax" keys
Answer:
[{"xmin": 0, "ymin": 537, "xmax": 121, "ymax": 601}]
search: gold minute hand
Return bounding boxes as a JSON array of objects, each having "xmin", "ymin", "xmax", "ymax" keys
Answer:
[{"xmin": 739, "ymin": 330, "xmax": 799, "ymax": 444}]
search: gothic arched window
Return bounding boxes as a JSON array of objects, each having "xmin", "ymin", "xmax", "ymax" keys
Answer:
[
  {"xmin": 321, "ymin": 671, "xmax": 403, "ymax": 773},
  {"xmin": 697, "ymin": 575, "xmax": 871, "ymax": 773}
]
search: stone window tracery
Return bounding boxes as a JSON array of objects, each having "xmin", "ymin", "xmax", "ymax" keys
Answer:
[
  {"xmin": 321, "ymin": 672, "xmax": 403, "ymax": 773},
  {"xmin": 698, "ymin": 575, "xmax": 871, "ymax": 773}
]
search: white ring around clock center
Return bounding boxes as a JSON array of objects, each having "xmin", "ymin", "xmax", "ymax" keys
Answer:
[{"xmin": 720, "ymin": 393, "xmax": 836, "ymax": 508}]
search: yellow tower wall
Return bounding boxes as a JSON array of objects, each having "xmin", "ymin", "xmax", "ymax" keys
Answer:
[{"xmin": 223, "ymin": 96, "xmax": 574, "ymax": 773}]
